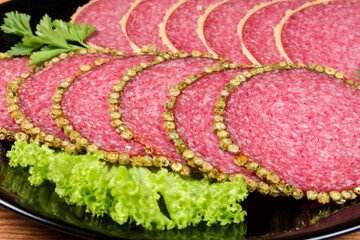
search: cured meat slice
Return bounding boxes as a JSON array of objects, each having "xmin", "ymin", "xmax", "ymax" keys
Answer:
[
  {"xmin": 198, "ymin": 0, "xmax": 270, "ymax": 65},
  {"xmin": 275, "ymin": 0, "xmax": 360, "ymax": 80},
  {"xmin": 72, "ymin": 0, "xmax": 134, "ymax": 53},
  {"xmin": 60, "ymin": 55, "xmax": 155, "ymax": 155},
  {"xmin": 12, "ymin": 49, "xmax": 120, "ymax": 148},
  {"xmin": 160, "ymin": 0, "xmax": 223, "ymax": 53},
  {"xmin": 1, "ymin": 55, "xmax": 31, "ymax": 135},
  {"xmin": 213, "ymin": 63, "xmax": 360, "ymax": 202},
  {"xmin": 239, "ymin": 0, "xmax": 308, "ymax": 65},
  {"xmin": 170, "ymin": 67, "xmax": 261, "ymax": 181},
  {"xmin": 121, "ymin": 0, "xmax": 178, "ymax": 52},
  {"xmin": 111, "ymin": 53, "xmax": 218, "ymax": 165}
]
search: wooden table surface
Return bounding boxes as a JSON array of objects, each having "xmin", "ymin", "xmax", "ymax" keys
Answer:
[{"xmin": 0, "ymin": 204, "xmax": 359, "ymax": 240}]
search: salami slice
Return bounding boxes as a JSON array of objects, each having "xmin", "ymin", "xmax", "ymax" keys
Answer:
[
  {"xmin": 59, "ymin": 55, "xmax": 155, "ymax": 156},
  {"xmin": 71, "ymin": 0, "xmax": 134, "ymax": 53},
  {"xmin": 164, "ymin": 64, "xmax": 271, "ymax": 184},
  {"xmin": 109, "ymin": 52, "xmax": 219, "ymax": 166},
  {"xmin": 121, "ymin": 0, "xmax": 178, "ymax": 52},
  {"xmin": 172, "ymin": 69, "xmax": 257, "ymax": 175},
  {"xmin": 239, "ymin": 0, "xmax": 308, "ymax": 65},
  {"xmin": 213, "ymin": 62, "xmax": 360, "ymax": 203},
  {"xmin": 275, "ymin": 0, "xmax": 360, "ymax": 80},
  {"xmin": 1, "ymin": 54, "xmax": 31, "ymax": 137},
  {"xmin": 160, "ymin": 0, "xmax": 223, "ymax": 53},
  {"xmin": 198, "ymin": 0, "xmax": 270, "ymax": 65},
  {"xmin": 9, "ymin": 49, "xmax": 121, "ymax": 149}
]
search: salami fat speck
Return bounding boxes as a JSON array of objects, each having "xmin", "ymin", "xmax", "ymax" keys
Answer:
[
  {"xmin": 18, "ymin": 52, "xmax": 116, "ymax": 142},
  {"xmin": 72, "ymin": 0, "xmax": 134, "ymax": 53},
  {"xmin": 240, "ymin": 0, "xmax": 307, "ymax": 65},
  {"xmin": 276, "ymin": 0, "xmax": 360, "ymax": 80},
  {"xmin": 0, "ymin": 57, "xmax": 31, "ymax": 133},
  {"xmin": 199, "ymin": 0, "xmax": 269, "ymax": 64},
  {"xmin": 173, "ymin": 68, "xmax": 260, "ymax": 181},
  {"xmin": 160, "ymin": 0, "xmax": 222, "ymax": 53},
  {"xmin": 118, "ymin": 57, "xmax": 218, "ymax": 164},
  {"xmin": 123, "ymin": 0, "xmax": 178, "ymax": 52},
  {"xmin": 62, "ymin": 56, "xmax": 154, "ymax": 155},
  {"xmin": 225, "ymin": 68, "xmax": 360, "ymax": 192}
]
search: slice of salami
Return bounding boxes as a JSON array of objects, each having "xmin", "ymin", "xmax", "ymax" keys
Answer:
[
  {"xmin": 122, "ymin": 0, "xmax": 178, "ymax": 52},
  {"xmin": 213, "ymin": 62, "xmax": 360, "ymax": 203},
  {"xmin": 109, "ymin": 52, "xmax": 219, "ymax": 167},
  {"xmin": 10, "ymin": 49, "xmax": 121, "ymax": 149},
  {"xmin": 71, "ymin": 0, "xmax": 134, "ymax": 53},
  {"xmin": 275, "ymin": 0, "xmax": 360, "ymax": 80},
  {"xmin": 59, "ymin": 55, "xmax": 155, "ymax": 156},
  {"xmin": 1, "ymin": 54, "xmax": 31, "ymax": 138},
  {"xmin": 164, "ymin": 64, "xmax": 270, "ymax": 185},
  {"xmin": 239, "ymin": 0, "xmax": 308, "ymax": 65},
  {"xmin": 160, "ymin": 0, "xmax": 223, "ymax": 53},
  {"xmin": 198, "ymin": 0, "xmax": 270, "ymax": 65}
]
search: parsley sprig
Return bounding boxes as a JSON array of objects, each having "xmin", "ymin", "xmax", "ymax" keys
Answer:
[
  {"xmin": 355, "ymin": 69, "xmax": 360, "ymax": 79},
  {"xmin": 1, "ymin": 11, "xmax": 95, "ymax": 66}
]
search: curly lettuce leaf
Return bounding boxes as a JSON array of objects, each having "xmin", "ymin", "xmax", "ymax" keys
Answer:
[
  {"xmin": 2, "ymin": 165, "xmax": 247, "ymax": 239},
  {"xmin": 7, "ymin": 140, "xmax": 248, "ymax": 231}
]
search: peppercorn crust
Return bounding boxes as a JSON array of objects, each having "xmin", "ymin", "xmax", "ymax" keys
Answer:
[{"xmin": 214, "ymin": 61, "xmax": 360, "ymax": 204}]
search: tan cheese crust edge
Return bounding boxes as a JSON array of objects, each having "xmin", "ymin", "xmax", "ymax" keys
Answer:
[
  {"xmin": 159, "ymin": 0, "xmax": 187, "ymax": 53},
  {"xmin": 274, "ymin": 0, "xmax": 333, "ymax": 63},
  {"xmin": 70, "ymin": 0, "xmax": 103, "ymax": 50},
  {"xmin": 119, "ymin": 0, "xmax": 144, "ymax": 53},
  {"xmin": 237, "ymin": 0, "xmax": 290, "ymax": 65},
  {"xmin": 196, "ymin": 0, "xmax": 230, "ymax": 59}
]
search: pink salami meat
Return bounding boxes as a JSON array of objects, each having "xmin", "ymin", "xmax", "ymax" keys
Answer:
[
  {"xmin": 225, "ymin": 68, "xmax": 360, "ymax": 192},
  {"xmin": 160, "ymin": 0, "xmax": 223, "ymax": 53},
  {"xmin": 173, "ymin": 68, "xmax": 260, "ymax": 180},
  {"xmin": 118, "ymin": 57, "xmax": 218, "ymax": 164},
  {"xmin": 0, "ymin": 56, "xmax": 31, "ymax": 133},
  {"xmin": 240, "ymin": 0, "xmax": 307, "ymax": 65},
  {"xmin": 18, "ymin": 52, "xmax": 116, "ymax": 142},
  {"xmin": 62, "ymin": 55, "xmax": 155, "ymax": 155},
  {"xmin": 277, "ymin": 0, "xmax": 360, "ymax": 80},
  {"xmin": 200, "ymin": 0, "xmax": 270, "ymax": 64},
  {"xmin": 72, "ymin": 0, "xmax": 134, "ymax": 53},
  {"xmin": 123, "ymin": 0, "xmax": 178, "ymax": 52}
]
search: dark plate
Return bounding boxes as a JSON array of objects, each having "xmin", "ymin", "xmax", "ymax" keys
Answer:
[{"xmin": 1, "ymin": 1, "xmax": 360, "ymax": 239}]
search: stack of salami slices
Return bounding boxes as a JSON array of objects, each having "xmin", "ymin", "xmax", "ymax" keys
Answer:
[{"xmin": 2, "ymin": 0, "xmax": 360, "ymax": 205}]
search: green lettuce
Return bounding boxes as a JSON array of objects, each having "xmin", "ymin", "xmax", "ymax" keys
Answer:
[
  {"xmin": 1, "ymin": 165, "xmax": 247, "ymax": 239},
  {"xmin": 6, "ymin": 140, "xmax": 248, "ymax": 231}
]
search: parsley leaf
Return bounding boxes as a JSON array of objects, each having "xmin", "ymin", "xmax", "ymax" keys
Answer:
[
  {"xmin": 1, "ymin": 11, "xmax": 96, "ymax": 66},
  {"xmin": 1, "ymin": 11, "xmax": 33, "ymax": 36},
  {"xmin": 355, "ymin": 69, "xmax": 360, "ymax": 79}
]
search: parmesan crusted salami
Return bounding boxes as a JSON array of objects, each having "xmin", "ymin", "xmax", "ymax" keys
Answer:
[
  {"xmin": 199, "ymin": 0, "xmax": 270, "ymax": 65},
  {"xmin": 16, "ymin": 50, "xmax": 118, "ymax": 144},
  {"xmin": 239, "ymin": 0, "xmax": 308, "ymax": 65},
  {"xmin": 61, "ymin": 55, "xmax": 155, "ymax": 155},
  {"xmin": 172, "ymin": 68, "xmax": 260, "ymax": 180},
  {"xmin": 275, "ymin": 0, "xmax": 360, "ymax": 80},
  {"xmin": 1, "ymin": 56, "xmax": 31, "ymax": 134},
  {"xmin": 122, "ymin": 0, "xmax": 178, "ymax": 52},
  {"xmin": 160, "ymin": 0, "xmax": 223, "ymax": 53},
  {"xmin": 217, "ymin": 64, "xmax": 360, "ymax": 197},
  {"xmin": 115, "ymin": 56, "xmax": 218, "ymax": 164},
  {"xmin": 72, "ymin": 0, "xmax": 134, "ymax": 53}
]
